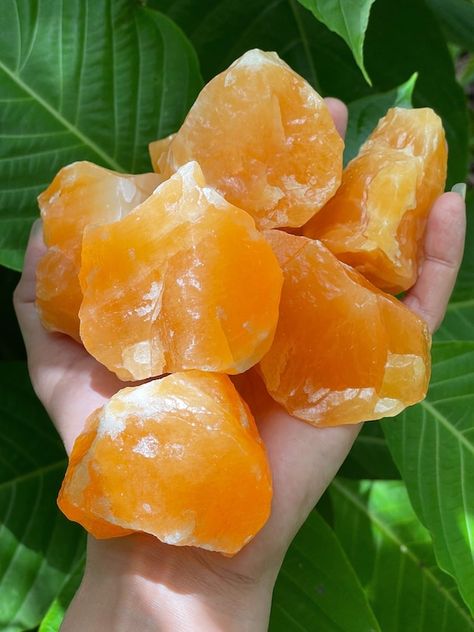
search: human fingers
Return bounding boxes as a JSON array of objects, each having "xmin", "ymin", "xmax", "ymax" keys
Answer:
[
  {"xmin": 12, "ymin": 219, "xmax": 63, "ymax": 367},
  {"xmin": 231, "ymin": 371, "xmax": 360, "ymax": 573},
  {"xmin": 324, "ymin": 97, "xmax": 348, "ymax": 140},
  {"xmin": 13, "ymin": 221, "xmax": 121, "ymax": 452},
  {"xmin": 403, "ymin": 189, "xmax": 466, "ymax": 333}
]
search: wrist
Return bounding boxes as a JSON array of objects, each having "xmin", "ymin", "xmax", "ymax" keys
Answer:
[{"xmin": 61, "ymin": 534, "xmax": 276, "ymax": 631}]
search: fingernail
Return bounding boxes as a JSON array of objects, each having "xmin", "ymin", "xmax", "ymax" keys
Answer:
[
  {"xmin": 31, "ymin": 218, "xmax": 43, "ymax": 235},
  {"xmin": 451, "ymin": 182, "xmax": 466, "ymax": 201}
]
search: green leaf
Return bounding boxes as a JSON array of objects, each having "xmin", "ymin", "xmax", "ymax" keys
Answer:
[
  {"xmin": 0, "ymin": 363, "xmax": 85, "ymax": 632},
  {"xmin": 438, "ymin": 299, "xmax": 474, "ymax": 342},
  {"xmin": 426, "ymin": 0, "xmax": 474, "ymax": 51},
  {"xmin": 0, "ymin": 0, "xmax": 202, "ymax": 271},
  {"xmin": 339, "ymin": 423, "xmax": 400, "ymax": 480},
  {"xmin": 38, "ymin": 555, "xmax": 85, "ymax": 632},
  {"xmin": 270, "ymin": 510, "xmax": 381, "ymax": 631},
  {"xmin": 383, "ymin": 342, "xmax": 474, "ymax": 614},
  {"xmin": 295, "ymin": 0, "xmax": 376, "ymax": 84},
  {"xmin": 0, "ymin": 267, "xmax": 25, "ymax": 361},
  {"xmin": 345, "ymin": 73, "xmax": 417, "ymax": 164},
  {"xmin": 155, "ymin": 0, "xmax": 370, "ymax": 99},
  {"xmin": 331, "ymin": 479, "xmax": 474, "ymax": 631},
  {"xmin": 459, "ymin": 54, "xmax": 474, "ymax": 88},
  {"xmin": 364, "ymin": 0, "xmax": 469, "ymax": 186},
  {"xmin": 437, "ymin": 189, "xmax": 474, "ymax": 341},
  {"xmin": 449, "ymin": 189, "xmax": 474, "ymax": 303}
]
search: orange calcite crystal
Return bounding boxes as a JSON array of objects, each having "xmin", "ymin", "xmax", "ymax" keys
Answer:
[
  {"xmin": 150, "ymin": 49, "xmax": 343, "ymax": 230},
  {"xmin": 79, "ymin": 162, "xmax": 283, "ymax": 381},
  {"xmin": 259, "ymin": 230, "xmax": 431, "ymax": 426},
  {"xmin": 148, "ymin": 134, "xmax": 174, "ymax": 168},
  {"xmin": 303, "ymin": 108, "xmax": 447, "ymax": 293},
  {"xmin": 36, "ymin": 162, "xmax": 162, "ymax": 339},
  {"xmin": 58, "ymin": 371, "xmax": 272, "ymax": 555}
]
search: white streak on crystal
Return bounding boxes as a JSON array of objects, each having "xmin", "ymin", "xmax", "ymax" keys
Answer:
[
  {"xmin": 162, "ymin": 531, "xmax": 186, "ymax": 545},
  {"xmin": 143, "ymin": 281, "xmax": 162, "ymax": 301},
  {"xmin": 374, "ymin": 398, "xmax": 403, "ymax": 415},
  {"xmin": 132, "ymin": 341, "xmax": 152, "ymax": 365},
  {"xmin": 133, "ymin": 434, "xmax": 160, "ymax": 458},
  {"xmin": 167, "ymin": 443, "xmax": 184, "ymax": 458},
  {"xmin": 232, "ymin": 49, "xmax": 280, "ymax": 69},
  {"xmin": 202, "ymin": 186, "xmax": 227, "ymax": 208},
  {"xmin": 98, "ymin": 407, "xmax": 126, "ymax": 440},
  {"xmin": 118, "ymin": 178, "xmax": 137, "ymax": 203}
]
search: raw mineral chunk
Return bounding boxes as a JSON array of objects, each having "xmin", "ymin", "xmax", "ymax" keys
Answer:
[
  {"xmin": 150, "ymin": 49, "xmax": 343, "ymax": 230},
  {"xmin": 79, "ymin": 161, "xmax": 283, "ymax": 380},
  {"xmin": 37, "ymin": 162, "xmax": 162, "ymax": 339},
  {"xmin": 259, "ymin": 230, "xmax": 431, "ymax": 426},
  {"xmin": 303, "ymin": 108, "xmax": 447, "ymax": 293},
  {"xmin": 58, "ymin": 371, "xmax": 272, "ymax": 555}
]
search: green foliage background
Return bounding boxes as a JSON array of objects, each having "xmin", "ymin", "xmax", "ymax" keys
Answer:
[{"xmin": 0, "ymin": 1, "xmax": 473, "ymax": 630}]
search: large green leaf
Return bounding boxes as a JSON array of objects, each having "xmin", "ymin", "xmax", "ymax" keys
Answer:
[
  {"xmin": 270, "ymin": 510, "xmax": 381, "ymax": 631},
  {"xmin": 38, "ymin": 555, "xmax": 85, "ymax": 632},
  {"xmin": 383, "ymin": 342, "xmax": 474, "ymax": 614},
  {"xmin": 0, "ymin": 267, "xmax": 25, "ymax": 361},
  {"xmin": 155, "ymin": 0, "xmax": 370, "ymax": 98},
  {"xmin": 338, "ymin": 423, "xmax": 400, "ymax": 480},
  {"xmin": 364, "ymin": 0, "xmax": 469, "ymax": 186},
  {"xmin": 0, "ymin": 363, "xmax": 85, "ymax": 632},
  {"xmin": 331, "ymin": 479, "xmax": 474, "ymax": 631},
  {"xmin": 345, "ymin": 73, "xmax": 417, "ymax": 163},
  {"xmin": 447, "ymin": 189, "xmax": 474, "ymax": 301},
  {"xmin": 296, "ymin": 0, "xmax": 376, "ymax": 84},
  {"xmin": 438, "ymin": 299, "xmax": 474, "ymax": 342},
  {"xmin": 0, "ymin": 0, "xmax": 202, "ymax": 271},
  {"xmin": 426, "ymin": 0, "xmax": 474, "ymax": 51},
  {"xmin": 436, "ymin": 189, "xmax": 474, "ymax": 342}
]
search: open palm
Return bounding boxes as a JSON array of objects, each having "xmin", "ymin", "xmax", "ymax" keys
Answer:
[{"xmin": 14, "ymin": 99, "xmax": 466, "ymax": 622}]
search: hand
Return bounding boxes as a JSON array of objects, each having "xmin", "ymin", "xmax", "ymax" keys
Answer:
[{"xmin": 14, "ymin": 98, "xmax": 466, "ymax": 631}]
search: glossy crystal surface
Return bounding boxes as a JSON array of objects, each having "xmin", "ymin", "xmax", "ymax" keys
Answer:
[
  {"xmin": 259, "ymin": 230, "xmax": 431, "ymax": 426},
  {"xmin": 79, "ymin": 162, "xmax": 283, "ymax": 380},
  {"xmin": 150, "ymin": 49, "xmax": 343, "ymax": 230},
  {"xmin": 304, "ymin": 108, "xmax": 447, "ymax": 293},
  {"xmin": 37, "ymin": 162, "xmax": 161, "ymax": 339},
  {"xmin": 58, "ymin": 371, "xmax": 272, "ymax": 555}
]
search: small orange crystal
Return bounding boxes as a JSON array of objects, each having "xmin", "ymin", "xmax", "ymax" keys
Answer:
[
  {"xmin": 148, "ymin": 134, "xmax": 174, "ymax": 169},
  {"xmin": 303, "ymin": 108, "xmax": 447, "ymax": 293},
  {"xmin": 259, "ymin": 230, "xmax": 431, "ymax": 426},
  {"xmin": 150, "ymin": 49, "xmax": 343, "ymax": 230},
  {"xmin": 58, "ymin": 371, "xmax": 272, "ymax": 555},
  {"xmin": 79, "ymin": 162, "xmax": 283, "ymax": 381},
  {"xmin": 36, "ymin": 162, "xmax": 161, "ymax": 339}
]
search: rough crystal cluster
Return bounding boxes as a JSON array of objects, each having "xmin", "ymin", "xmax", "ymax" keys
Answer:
[
  {"xmin": 259, "ymin": 230, "xmax": 431, "ymax": 427},
  {"xmin": 58, "ymin": 371, "xmax": 272, "ymax": 555},
  {"xmin": 149, "ymin": 49, "xmax": 343, "ymax": 230},
  {"xmin": 35, "ymin": 49, "xmax": 445, "ymax": 554},
  {"xmin": 303, "ymin": 107, "xmax": 447, "ymax": 292},
  {"xmin": 79, "ymin": 161, "xmax": 283, "ymax": 381},
  {"xmin": 37, "ymin": 162, "xmax": 161, "ymax": 340}
]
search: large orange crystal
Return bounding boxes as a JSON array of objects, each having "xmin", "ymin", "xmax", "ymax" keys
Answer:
[
  {"xmin": 36, "ymin": 162, "xmax": 162, "ymax": 340},
  {"xmin": 259, "ymin": 230, "xmax": 431, "ymax": 426},
  {"xmin": 79, "ymin": 161, "xmax": 283, "ymax": 381},
  {"xmin": 303, "ymin": 108, "xmax": 447, "ymax": 293},
  {"xmin": 149, "ymin": 49, "xmax": 343, "ymax": 230},
  {"xmin": 58, "ymin": 371, "xmax": 272, "ymax": 555}
]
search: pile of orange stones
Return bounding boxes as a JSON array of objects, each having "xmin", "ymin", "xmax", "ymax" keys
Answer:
[{"xmin": 36, "ymin": 50, "xmax": 447, "ymax": 554}]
